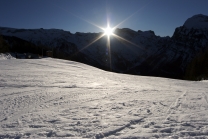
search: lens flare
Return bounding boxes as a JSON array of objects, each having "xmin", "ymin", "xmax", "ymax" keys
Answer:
[
  {"xmin": 50, "ymin": 0, "xmax": 151, "ymax": 71},
  {"xmin": 104, "ymin": 26, "xmax": 114, "ymax": 37}
]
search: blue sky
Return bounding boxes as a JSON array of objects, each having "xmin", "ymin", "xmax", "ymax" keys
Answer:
[{"xmin": 0, "ymin": 0, "xmax": 208, "ymax": 37}]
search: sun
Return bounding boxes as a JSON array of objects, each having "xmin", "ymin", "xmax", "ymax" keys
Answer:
[{"xmin": 104, "ymin": 26, "xmax": 114, "ymax": 36}]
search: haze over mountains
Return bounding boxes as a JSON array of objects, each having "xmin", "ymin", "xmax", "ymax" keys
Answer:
[{"xmin": 0, "ymin": 14, "xmax": 208, "ymax": 80}]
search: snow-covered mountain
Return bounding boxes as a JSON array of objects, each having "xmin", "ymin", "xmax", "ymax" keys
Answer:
[
  {"xmin": 0, "ymin": 14, "xmax": 208, "ymax": 79},
  {"xmin": 184, "ymin": 14, "xmax": 208, "ymax": 30},
  {"xmin": 0, "ymin": 58, "xmax": 208, "ymax": 138}
]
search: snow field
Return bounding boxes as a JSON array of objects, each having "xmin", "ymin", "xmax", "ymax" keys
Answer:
[{"xmin": 0, "ymin": 58, "xmax": 208, "ymax": 138}]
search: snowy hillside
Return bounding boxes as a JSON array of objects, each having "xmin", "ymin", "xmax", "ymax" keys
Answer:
[
  {"xmin": 0, "ymin": 14, "xmax": 208, "ymax": 79},
  {"xmin": 0, "ymin": 28, "xmax": 74, "ymax": 48},
  {"xmin": 0, "ymin": 58, "xmax": 208, "ymax": 138},
  {"xmin": 183, "ymin": 14, "xmax": 208, "ymax": 30},
  {"xmin": 0, "ymin": 26, "xmax": 170, "ymax": 76}
]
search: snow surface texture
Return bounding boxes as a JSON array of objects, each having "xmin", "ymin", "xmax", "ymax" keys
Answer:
[
  {"xmin": 183, "ymin": 14, "xmax": 208, "ymax": 30},
  {"xmin": 0, "ymin": 58, "xmax": 208, "ymax": 139}
]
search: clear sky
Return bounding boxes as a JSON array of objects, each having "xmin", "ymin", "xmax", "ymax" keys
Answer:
[{"xmin": 0, "ymin": 0, "xmax": 208, "ymax": 37}]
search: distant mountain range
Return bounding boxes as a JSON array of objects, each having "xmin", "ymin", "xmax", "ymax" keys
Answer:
[{"xmin": 0, "ymin": 14, "xmax": 208, "ymax": 80}]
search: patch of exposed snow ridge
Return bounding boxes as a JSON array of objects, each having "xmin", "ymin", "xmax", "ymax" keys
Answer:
[
  {"xmin": 0, "ymin": 53, "xmax": 16, "ymax": 60},
  {"xmin": 183, "ymin": 14, "xmax": 208, "ymax": 30},
  {"xmin": 201, "ymin": 80, "xmax": 208, "ymax": 82}
]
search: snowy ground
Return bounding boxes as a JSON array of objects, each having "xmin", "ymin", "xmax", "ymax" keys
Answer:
[{"xmin": 0, "ymin": 58, "xmax": 208, "ymax": 139}]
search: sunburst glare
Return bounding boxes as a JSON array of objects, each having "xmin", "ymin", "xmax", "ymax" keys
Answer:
[
  {"xmin": 51, "ymin": 1, "xmax": 148, "ymax": 71},
  {"xmin": 104, "ymin": 26, "xmax": 114, "ymax": 37}
]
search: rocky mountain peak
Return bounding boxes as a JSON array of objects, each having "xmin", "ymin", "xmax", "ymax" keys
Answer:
[{"xmin": 183, "ymin": 14, "xmax": 208, "ymax": 30}]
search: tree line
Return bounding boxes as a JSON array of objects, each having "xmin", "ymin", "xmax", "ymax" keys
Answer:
[{"xmin": 184, "ymin": 49, "xmax": 208, "ymax": 80}]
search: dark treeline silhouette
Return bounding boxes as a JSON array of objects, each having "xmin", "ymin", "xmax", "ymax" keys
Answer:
[
  {"xmin": 1, "ymin": 35, "xmax": 43, "ymax": 55},
  {"xmin": 184, "ymin": 49, "xmax": 208, "ymax": 80},
  {"xmin": 0, "ymin": 35, "xmax": 10, "ymax": 53},
  {"xmin": 0, "ymin": 35, "xmax": 110, "ymax": 71},
  {"xmin": 1, "ymin": 35, "xmax": 68, "ymax": 58}
]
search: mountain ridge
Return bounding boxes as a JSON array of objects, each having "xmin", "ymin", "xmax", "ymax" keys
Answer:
[{"xmin": 0, "ymin": 14, "xmax": 208, "ymax": 80}]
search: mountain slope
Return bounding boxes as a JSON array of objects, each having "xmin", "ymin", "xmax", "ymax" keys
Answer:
[
  {"xmin": 0, "ymin": 14, "xmax": 208, "ymax": 79},
  {"xmin": 0, "ymin": 58, "xmax": 208, "ymax": 138}
]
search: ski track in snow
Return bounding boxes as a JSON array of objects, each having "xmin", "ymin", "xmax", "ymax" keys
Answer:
[{"xmin": 0, "ymin": 58, "xmax": 208, "ymax": 138}]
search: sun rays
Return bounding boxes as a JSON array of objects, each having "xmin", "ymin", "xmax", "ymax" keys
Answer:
[
  {"xmin": 50, "ymin": 1, "xmax": 150, "ymax": 71},
  {"xmin": 73, "ymin": 22, "xmax": 144, "ymax": 71},
  {"xmin": 104, "ymin": 25, "xmax": 114, "ymax": 37}
]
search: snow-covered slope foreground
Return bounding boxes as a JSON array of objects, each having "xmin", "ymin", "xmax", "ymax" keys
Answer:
[{"xmin": 0, "ymin": 58, "xmax": 208, "ymax": 139}]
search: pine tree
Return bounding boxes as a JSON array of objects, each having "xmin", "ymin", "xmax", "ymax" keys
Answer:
[
  {"xmin": 0, "ymin": 35, "xmax": 10, "ymax": 53},
  {"xmin": 184, "ymin": 49, "xmax": 208, "ymax": 80}
]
